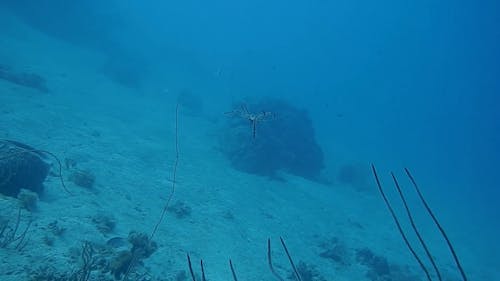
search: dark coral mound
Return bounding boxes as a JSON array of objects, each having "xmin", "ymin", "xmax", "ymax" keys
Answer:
[
  {"xmin": 0, "ymin": 64, "xmax": 48, "ymax": 93},
  {"xmin": 101, "ymin": 51, "xmax": 149, "ymax": 89},
  {"xmin": 0, "ymin": 140, "xmax": 49, "ymax": 196},
  {"xmin": 220, "ymin": 98, "xmax": 324, "ymax": 181},
  {"xmin": 337, "ymin": 163, "xmax": 370, "ymax": 191}
]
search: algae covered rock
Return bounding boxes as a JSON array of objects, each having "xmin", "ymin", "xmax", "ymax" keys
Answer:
[
  {"xmin": 221, "ymin": 98, "xmax": 325, "ymax": 181},
  {"xmin": 0, "ymin": 140, "xmax": 50, "ymax": 196}
]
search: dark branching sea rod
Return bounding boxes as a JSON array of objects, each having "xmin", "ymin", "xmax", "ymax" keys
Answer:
[
  {"xmin": 186, "ymin": 237, "xmax": 303, "ymax": 281},
  {"xmin": 122, "ymin": 104, "xmax": 180, "ymax": 280},
  {"xmin": 371, "ymin": 164, "xmax": 468, "ymax": 281}
]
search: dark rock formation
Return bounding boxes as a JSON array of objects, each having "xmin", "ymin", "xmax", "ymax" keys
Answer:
[
  {"xmin": 0, "ymin": 140, "xmax": 49, "ymax": 196},
  {"xmin": 221, "ymin": 98, "xmax": 324, "ymax": 181},
  {"xmin": 0, "ymin": 64, "xmax": 48, "ymax": 93}
]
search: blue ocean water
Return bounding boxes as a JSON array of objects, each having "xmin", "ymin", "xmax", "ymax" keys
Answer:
[{"xmin": 0, "ymin": 1, "xmax": 498, "ymax": 281}]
